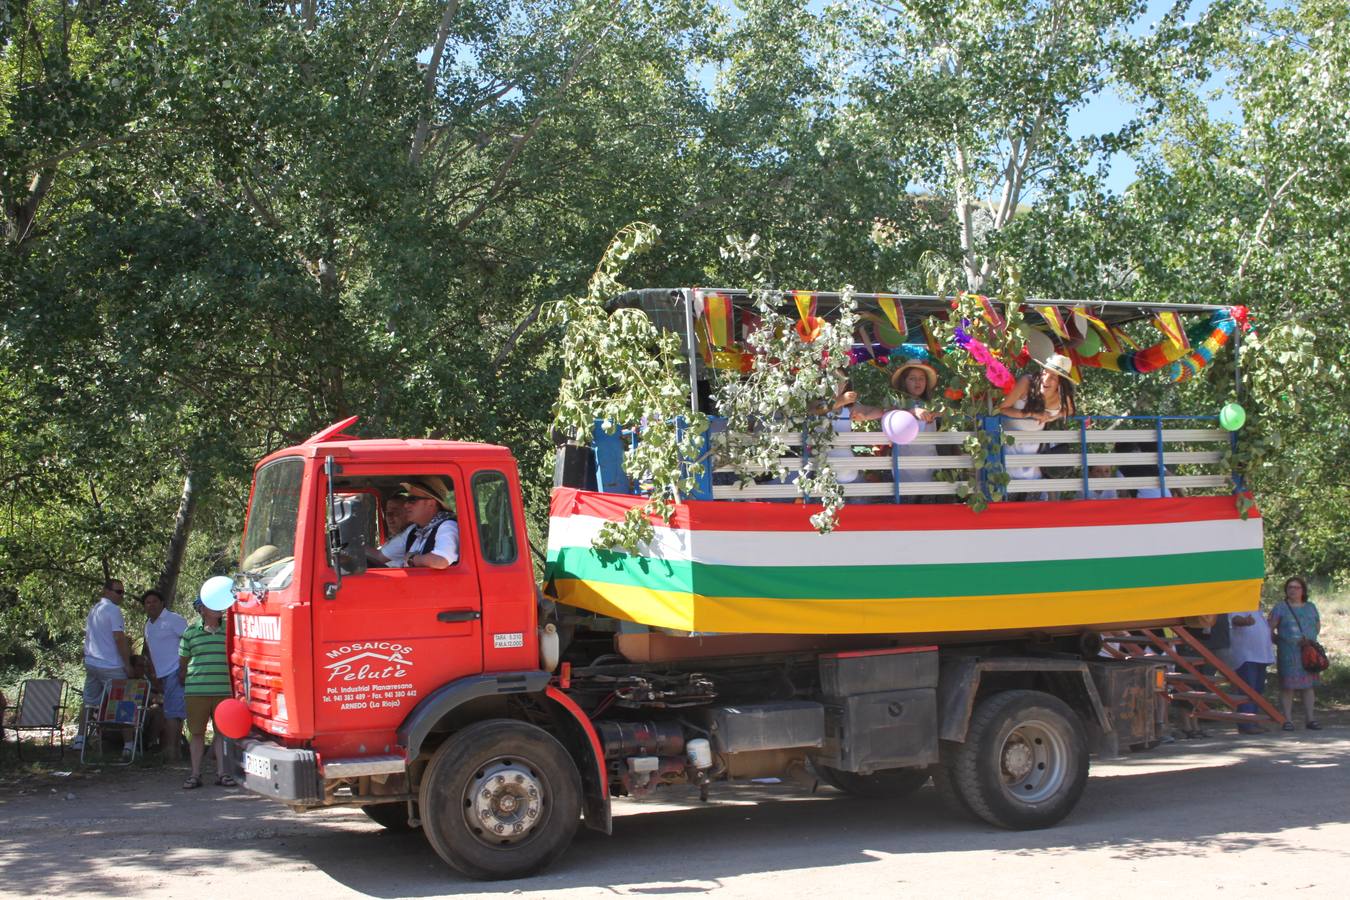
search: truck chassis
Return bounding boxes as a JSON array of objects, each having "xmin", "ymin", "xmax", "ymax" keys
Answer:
[{"xmin": 229, "ymin": 634, "xmax": 1163, "ymax": 880}]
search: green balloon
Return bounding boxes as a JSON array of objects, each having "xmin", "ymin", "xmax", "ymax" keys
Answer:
[
  {"xmin": 1076, "ymin": 329, "xmax": 1102, "ymax": 357},
  {"xmin": 1219, "ymin": 402, "xmax": 1246, "ymax": 431}
]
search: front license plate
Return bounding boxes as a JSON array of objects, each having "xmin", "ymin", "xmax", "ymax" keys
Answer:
[{"xmin": 243, "ymin": 752, "xmax": 271, "ymax": 779}]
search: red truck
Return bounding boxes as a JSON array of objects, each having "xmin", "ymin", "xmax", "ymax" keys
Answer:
[{"xmin": 221, "ymin": 408, "xmax": 1266, "ymax": 880}]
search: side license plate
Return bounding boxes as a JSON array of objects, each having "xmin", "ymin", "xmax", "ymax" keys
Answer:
[{"xmin": 243, "ymin": 752, "xmax": 271, "ymax": 779}]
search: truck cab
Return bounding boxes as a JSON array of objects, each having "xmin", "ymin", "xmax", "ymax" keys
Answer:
[{"xmin": 227, "ymin": 419, "xmax": 571, "ymax": 804}]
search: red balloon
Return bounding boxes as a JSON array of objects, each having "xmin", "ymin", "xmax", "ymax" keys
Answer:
[{"xmin": 213, "ymin": 698, "xmax": 253, "ymax": 740}]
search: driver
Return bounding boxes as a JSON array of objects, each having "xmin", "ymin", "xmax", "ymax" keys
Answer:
[{"xmin": 368, "ymin": 477, "xmax": 459, "ymax": 569}]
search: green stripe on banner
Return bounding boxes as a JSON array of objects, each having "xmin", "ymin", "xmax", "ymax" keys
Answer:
[{"xmin": 548, "ymin": 547, "xmax": 1265, "ymax": 600}]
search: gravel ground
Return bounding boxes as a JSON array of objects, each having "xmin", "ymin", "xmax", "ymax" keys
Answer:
[{"xmin": 1, "ymin": 727, "xmax": 1346, "ymax": 899}]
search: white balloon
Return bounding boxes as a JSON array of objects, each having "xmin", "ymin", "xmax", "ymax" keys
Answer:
[
  {"xmin": 199, "ymin": 575, "xmax": 236, "ymax": 612},
  {"xmin": 1019, "ymin": 323, "xmax": 1056, "ymax": 364},
  {"xmin": 882, "ymin": 409, "xmax": 920, "ymax": 445},
  {"xmin": 1071, "ymin": 309, "xmax": 1089, "ymax": 341}
]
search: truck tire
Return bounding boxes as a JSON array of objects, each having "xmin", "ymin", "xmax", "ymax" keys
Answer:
[
  {"xmin": 816, "ymin": 765, "xmax": 930, "ymax": 799},
  {"xmin": 419, "ymin": 718, "xmax": 582, "ymax": 880},
  {"xmin": 942, "ymin": 690, "xmax": 1087, "ymax": 830},
  {"xmin": 361, "ymin": 802, "xmax": 418, "ymax": 831},
  {"xmin": 930, "ymin": 746, "xmax": 975, "ymax": 819}
]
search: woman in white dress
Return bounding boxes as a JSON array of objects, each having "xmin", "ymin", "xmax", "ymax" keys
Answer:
[{"xmin": 998, "ymin": 353, "xmax": 1076, "ymax": 499}]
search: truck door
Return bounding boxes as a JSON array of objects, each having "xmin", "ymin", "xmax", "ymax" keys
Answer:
[
  {"xmin": 466, "ymin": 465, "xmax": 538, "ymax": 673},
  {"xmin": 310, "ymin": 461, "xmax": 483, "ymax": 757}
]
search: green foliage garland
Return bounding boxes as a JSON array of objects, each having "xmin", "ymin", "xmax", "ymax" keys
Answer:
[
  {"xmin": 550, "ymin": 223, "xmax": 709, "ymax": 553},
  {"xmin": 713, "ymin": 287, "xmax": 859, "ymax": 533}
]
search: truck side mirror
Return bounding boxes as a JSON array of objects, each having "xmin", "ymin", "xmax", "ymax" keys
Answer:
[{"xmin": 327, "ymin": 494, "xmax": 370, "ymax": 577}]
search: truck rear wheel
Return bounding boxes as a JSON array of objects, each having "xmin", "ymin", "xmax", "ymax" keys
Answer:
[
  {"xmin": 816, "ymin": 765, "xmax": 930, "ymax": 799},
  {"xmin": 942, "ymin": 690, "xmax": 1087, "ymax": 830},
  {"xmin": 419, "ymin": 719, "xmax": 582, "ymax": 880}
]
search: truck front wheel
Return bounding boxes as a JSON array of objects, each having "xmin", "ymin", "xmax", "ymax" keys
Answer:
[
  {"xmin": 942, "ymin": 690, "xmax": 1087, "ymax": 830},
  {"xmin": 419, "ymin": 719, "xmax": 582, "ymax": 880}
]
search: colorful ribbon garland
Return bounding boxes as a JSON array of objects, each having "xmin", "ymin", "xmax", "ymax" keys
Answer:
[
  {"xmin": 1167, "ymin": 309, "xmax": 1239, "ymax": 383},
  {"xmin": 1069, "ymin": 308, "xmax": 1239, "ymax": 377}
]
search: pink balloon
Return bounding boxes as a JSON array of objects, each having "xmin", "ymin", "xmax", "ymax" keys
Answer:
[
  {"xmin": 213, "ymin": 698, "xmax": 253, "ymax": 740},
  {"xmin": 882, "ymin": 409, "xmax": 920, "ymax": 445}
]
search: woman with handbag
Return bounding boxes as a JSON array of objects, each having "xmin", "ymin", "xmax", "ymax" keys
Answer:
[{"xmin": 1268, "ymin": 576, "xmax": 1324, "ymax": 731}]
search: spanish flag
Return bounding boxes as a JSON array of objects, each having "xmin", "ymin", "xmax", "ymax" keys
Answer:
[
  {"xmin": 1034, "ymin": 305, "xmax": 1071, "ymax": 341},
  {"xmin": 701, "ymin": 291, "xmax": 735, "ymax": 350},
  {"xmin": 876, "ymin": 295, "xmax": 908, "ymax": 340},
  {"xmin": 1152, "ymin": 311, "xmax": 1190, "ymax": 350},
  {"xmin": 975, "ymin": 294, "xmax": 1006, "ymax": 333}
]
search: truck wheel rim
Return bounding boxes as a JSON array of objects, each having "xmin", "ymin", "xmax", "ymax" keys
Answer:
[
  {"xmin": 998, "ymin": 718, "xmax": 1067, "ymax": 805},
  {"xmin": 463, "ymin": 758, "xmax": 547, "ymax": 846}
]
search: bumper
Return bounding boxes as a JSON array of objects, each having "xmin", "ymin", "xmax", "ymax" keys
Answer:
[{"xmin": 224, "ymin": 736, "xmax": 322, "ymax": 804}]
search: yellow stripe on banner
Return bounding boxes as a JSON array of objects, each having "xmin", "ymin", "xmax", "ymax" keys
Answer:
[{"xmin": 553, "ymin": 578, "xmax": 1263, "ymax": 635}]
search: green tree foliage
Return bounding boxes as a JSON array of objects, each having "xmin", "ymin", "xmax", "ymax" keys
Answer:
[
  {"xmin": 2, "ymin": 0, "xmax": 1346, "ymax": 673},
  {"xmin": 999, "ymin": 0, "xmax": 1350, "ymax": 573},
  {"xmin": 843, "ymin": 0, "xmax": 1148, "ymax": 291}
]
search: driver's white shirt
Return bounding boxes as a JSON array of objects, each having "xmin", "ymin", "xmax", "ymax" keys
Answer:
[{"xmin": 380, "ymin": 517, "xmax": 460, "ymax": 567}]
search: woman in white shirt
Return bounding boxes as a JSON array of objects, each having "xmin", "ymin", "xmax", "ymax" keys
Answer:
[{"xmin": 998, "ymin": 353, "xmax": 1076, "ymax": 499}]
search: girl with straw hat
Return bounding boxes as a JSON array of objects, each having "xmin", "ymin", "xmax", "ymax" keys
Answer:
[
  {"xmin": 853, "ymin": 360, "xmax": 942, "ymax": 498},
  {"xmin": 998, "ymin": 353, "xmax": 1077, "ymax": 498}
]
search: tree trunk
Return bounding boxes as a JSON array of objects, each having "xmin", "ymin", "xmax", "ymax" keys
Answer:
[{"xmin": 158, "ymin": 471, "xmax": 198, "ymax": 604}]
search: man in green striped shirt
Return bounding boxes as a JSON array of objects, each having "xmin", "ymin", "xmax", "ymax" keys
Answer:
[{"xmin": 178, "ymin": 604, "xmax": 237, "ymax": 788}]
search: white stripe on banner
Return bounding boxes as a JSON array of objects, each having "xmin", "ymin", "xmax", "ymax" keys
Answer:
[{"xmin": 547, "ymin": 513, "xmax": 1262, "ymax": 568}]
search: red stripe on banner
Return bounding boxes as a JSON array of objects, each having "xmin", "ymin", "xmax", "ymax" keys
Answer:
[{"xmin": 549, "ymin": 488, "xmax": 1260, "ymax": 533}]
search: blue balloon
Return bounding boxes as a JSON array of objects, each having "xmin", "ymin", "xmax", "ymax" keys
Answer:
[{"xmin": 199, "ymin": 575, "xmax": 236, "ymax": 612}]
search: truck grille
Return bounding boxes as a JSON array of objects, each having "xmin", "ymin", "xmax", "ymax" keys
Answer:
[{"xmin": 232, "ymin": 653, "xmax": 287, "ymax": 721}]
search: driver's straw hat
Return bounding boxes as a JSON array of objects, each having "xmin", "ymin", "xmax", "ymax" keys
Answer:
[{"xmin": 397, "ymin": 477, "xmax": 453, "ymax": 512}]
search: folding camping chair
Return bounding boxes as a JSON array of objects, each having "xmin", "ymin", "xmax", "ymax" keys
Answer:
[
  {"xmin": 5, "ymin": 679, "xmax": 68, "ymax": 760},
  {"xmin": 81, "ymin": 678, "xmax": 150, "ymax": 766}
]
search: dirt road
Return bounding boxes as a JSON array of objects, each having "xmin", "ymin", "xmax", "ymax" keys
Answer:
[{"xmin": 2, "ymin": 729, "xmax": 1346, "ymax": 899}]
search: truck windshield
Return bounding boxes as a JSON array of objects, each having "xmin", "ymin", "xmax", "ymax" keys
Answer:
[{"xmin": 241, "ymin": 457, "xmax": 304, "ymax": 589}]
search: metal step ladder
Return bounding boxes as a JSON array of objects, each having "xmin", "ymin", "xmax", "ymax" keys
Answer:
[{"xmin": 1101, "ymin": 626, "xmax": 1286, "ymax": 731}]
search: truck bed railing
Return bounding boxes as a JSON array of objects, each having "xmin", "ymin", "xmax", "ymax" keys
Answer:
[{"xmin": 589, "ymin": 414, "xmax": 1239, "ymax": 503}]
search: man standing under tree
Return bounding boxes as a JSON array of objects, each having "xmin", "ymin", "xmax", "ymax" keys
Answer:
[
  {"xmin": 75, "ymin": 579, "xmax": 134, "ymax": 756},
  {"xmin": 141, "ymin": 589, "xmax": 188, "ymax": 760}
]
